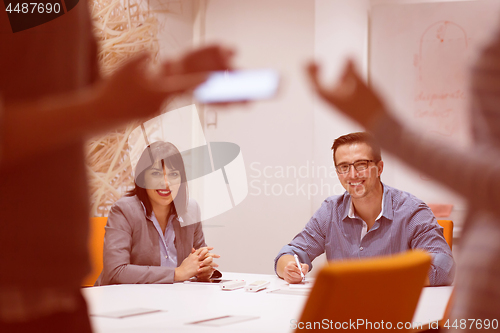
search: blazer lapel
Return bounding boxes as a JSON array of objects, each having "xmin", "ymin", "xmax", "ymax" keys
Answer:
[{"xmin": 173, "ymin": 218, "xmax": 185, "ymax": 266}]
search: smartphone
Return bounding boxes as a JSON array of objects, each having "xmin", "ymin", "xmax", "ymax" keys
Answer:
[{"xmin": 194, "ymin": 69, "xmax": 280, "ymax": 103}]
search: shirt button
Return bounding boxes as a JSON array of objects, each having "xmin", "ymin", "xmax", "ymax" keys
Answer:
[
  {"xmin": 360, "ymin": 247, "xmax": 364, "ymax": 251},
  {"xmin": 165, "ymin": 255, "xmax": 168, "ymax": 259}
]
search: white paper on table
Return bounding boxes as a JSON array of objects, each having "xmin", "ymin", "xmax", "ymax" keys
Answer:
[
  {"xmin": 288, "ymin": 281, "xmax": 314, "ymax": 289},
  {"xmin": 90, "ymin": 308, "xmax": 163, "ymax": 319},
  {"xmin": 267, "ymin": 289, "xmax": 310, "ymax": 296},
  {"xmin": 187, "ymin": 315, "xmax": 259, "ymax": 327}
]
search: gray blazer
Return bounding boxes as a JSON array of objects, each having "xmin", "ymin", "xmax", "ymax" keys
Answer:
[{"xmin": 95, "ymin": 195, "xmax": 206, "ymax": 285}]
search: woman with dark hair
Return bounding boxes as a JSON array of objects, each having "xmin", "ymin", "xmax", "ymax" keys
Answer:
[{"xmin": 96, "ymin": 141, "xmax": 218, "ymax": 285}]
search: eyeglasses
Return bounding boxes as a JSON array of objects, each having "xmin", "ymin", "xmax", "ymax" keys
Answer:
[{"xmin": 335, "ymin": 160, "xmax": 374, "ymax": 174}]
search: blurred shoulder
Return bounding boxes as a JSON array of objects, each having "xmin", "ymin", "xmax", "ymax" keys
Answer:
[{"xmin": 385, "ymin": 184, "xmax": 431, "ymax": 212}]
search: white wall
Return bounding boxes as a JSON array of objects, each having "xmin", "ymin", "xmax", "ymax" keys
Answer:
[
  {"xmin": 308, "ymin": 0, "xmax": 371, "ymax": 271},
  {"xmin": 200, "ymin": 0, "xmax": 316, "ymax": 274},
  {"xmin": 197, "ymin": 0, "xmax": 373, "ymax": 275},
  {"xmin": 312, "ymin": 0, "xmax": 372, "ymax": 224},
  {"xmin": 150, "ymin": 0, "xmax": 195, "ymax": 59}
]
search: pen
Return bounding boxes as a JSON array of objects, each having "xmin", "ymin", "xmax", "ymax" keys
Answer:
[{"xmin": 293, "ymin": 254, "xmax": 305, "ymax": 282}]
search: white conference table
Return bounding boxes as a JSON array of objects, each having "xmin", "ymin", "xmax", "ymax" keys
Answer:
[{"xmin": 82, "ymin": 272, "xmax": 453, "ymax": 333}]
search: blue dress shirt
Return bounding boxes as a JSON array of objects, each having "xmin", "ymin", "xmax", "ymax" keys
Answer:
[
  {"xmin": 140, "ymin": 203, "xmax": 178, "ymax": 268},
  {"xmin": 150, "ymin": 212, "xmax": 178, "ymax": 268},
  {"xmin": 275, "ymin": 183, "xmax": 455, "ymax": 286}
]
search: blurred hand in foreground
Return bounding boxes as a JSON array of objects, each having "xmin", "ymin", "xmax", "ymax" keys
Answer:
[
  {"xmin": 95, "ymin": 45, "xmax": 235, "ymax": 128},
  {"xmin": 306, "ymin": 60, "xmax": 387, "ymax": 129}
]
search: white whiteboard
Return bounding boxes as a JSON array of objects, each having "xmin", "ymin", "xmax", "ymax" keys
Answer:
[{"xmin": 370, "ymin": 0, "xmax": 500, "ymax": 210}]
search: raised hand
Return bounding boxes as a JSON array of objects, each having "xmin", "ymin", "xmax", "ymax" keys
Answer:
[
  {"xmin": 306, "ymin": 60, "xmax": 387, "ymax": 129},
  {"xmin": 92, "ymin": 45, "xmax": 235, "ymax": 130}
]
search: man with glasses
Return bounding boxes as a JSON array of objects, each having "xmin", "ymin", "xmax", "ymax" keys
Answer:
[{"xmin": 274, "ymin": 132, "xmax": 454, "ymax": 285}]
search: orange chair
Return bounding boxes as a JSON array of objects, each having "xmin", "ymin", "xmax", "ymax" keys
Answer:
[
  {"xmin": 437, "ymin": 220, "xmax": 454, "ymax": 250},
  {"xmin": 297, "ymin": 250, "xmax": 431, "ymax": 332},
  {"xmin": 82, "ymin": 217, "xmax": 107, "ymax": 287}
]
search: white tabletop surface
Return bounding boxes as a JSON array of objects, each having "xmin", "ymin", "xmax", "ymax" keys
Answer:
[{"xmin": 82, "ymin": 272, "xmax": 453, "ymax": 333}]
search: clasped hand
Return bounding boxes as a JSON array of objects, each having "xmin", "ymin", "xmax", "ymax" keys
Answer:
[{"xmin": 175, "ymin": 246, "xmax": 220, "ymax": 282}]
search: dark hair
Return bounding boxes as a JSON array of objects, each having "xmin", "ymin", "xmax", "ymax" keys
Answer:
[
  {"xmin": 126, "ymin": 141, "xmax": 188, "ymax": 218},
  {"xmin": 331, "ymin": 132, "xmax": 382, "ymax": 165}
]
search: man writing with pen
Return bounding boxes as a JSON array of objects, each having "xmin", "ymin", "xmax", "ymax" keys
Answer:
[{"xmin": 274, "ymin": 132, "xmax": 455, "ymax": 286}]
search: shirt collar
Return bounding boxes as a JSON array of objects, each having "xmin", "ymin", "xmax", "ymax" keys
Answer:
[
  {"xmin": 140, "ymin": 201, "xmax": 183, "ymax": 223},
  {"xmin": 343, "ymin": 182, "xmax": 393, "ymax": 222},
  {"xmin": 140, "ymin": 201, "xmax": 148, "ymax": 217}
]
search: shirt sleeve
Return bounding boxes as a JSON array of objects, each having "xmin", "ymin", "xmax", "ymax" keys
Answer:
[
  {"xmin": 274, "ymin": 199, "xmax": 332, "ymax": 273},
  {"xmin": 100, "ymin": 204, "xmax": 176, "ymax": 284},
  {"xmin": 407, "ymin": 203, "xmax": 455, "ymax": 286}
]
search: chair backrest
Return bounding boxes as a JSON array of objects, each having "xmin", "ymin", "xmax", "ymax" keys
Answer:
[
  {"xmin": 82, "ymin": 217, "xmax": 107, "ymax": 287},
  {"xmin": 437, "ymin": 220, "xmax": 454, "ymax": 250},
  {"xmin": 297, "ymin": 250, "xmax": 431, "ymax": 332}
]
